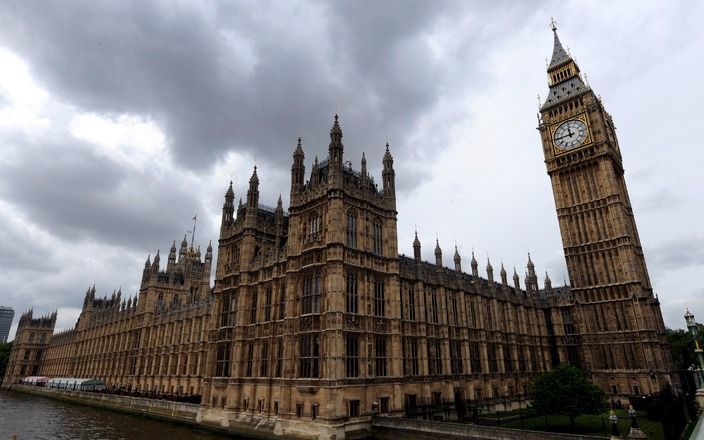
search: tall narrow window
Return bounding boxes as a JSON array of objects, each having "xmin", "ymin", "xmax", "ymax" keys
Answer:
[
  {"xmin": 503, "ymin": 344, "xmax": 514, "ymax": 372},
  {"xmin": 308, "ymin": 214, "xmax": 321, "ymax": 242},
  {"xmin": 347, "ymin": 211, "xmax": 357, "ymax": 248},
  {"xmin": 372, "ymin": 219, "xmax": 383, "ymax": 255},
  {"xmin": 450, "ymin": 295, "xmax": 459, "ymax": 326},
  {"xmin": 245, "ymin": 342, "xmax": 254, "ymax": 377},
  {"xmin": 264, "ymin": 288, "xmax": 272, "ymax": 322},
  {"xmin": 249, "ymin": 290, "xmax": 258, "ymax": 324},
  {"xmin": 302, "ymin": 273, "xmax": 321, "ymax": 315},
  {"xmin": 345, "ymin": 334, "xmax": 359, "ymax": 377},
  {"xmin": 487, "ymin": 343, "xmax": 498, "ymax": 373},
  {"xmin": 427, "ymin": 339, "xmax": 442, "ymax": 375},
  {"xmin": 375, "ymin": 336, "xmax": 387, "ymax": 377},
  {"xmin": 215, "ymin": 342, "xmax": 230, "ymax": 377},
  {"xmin": 407, "ymin": 285, "xmax": 416, "ymax": 321},
  {"xmin": 450, "ymin": 340, "xmax": 463, "ymax": 374},
  {"xmin": 429, "ymin": 289, "xmax": 439, "ymax": 323},
  {"xmin": 278, "ymin": 286, "xmax": 286, "ymax": 320},
  {"xmin": 299, "ymin": 333, "xmax": 320, "ymax": 378},
  {"xmin": 404, "ymin": 337, "xmax": 419, "ymax": 376},
  {"xmin": 374, "ymin": 278, "xmax": 385, "ymax": 317},
  {"xmin": 260, "ymin": 339, "xmax": 270, "ymax": 377},
  {"xmin": 346, "ymin": 274, "xmax": 358, "ymax": 314},
  {"xmin": 275, "ymin": 337, "xmax": 284, "ymax": 377}
]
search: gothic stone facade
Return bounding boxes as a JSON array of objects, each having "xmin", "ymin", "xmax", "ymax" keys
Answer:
[
  {"xmin": 2, "ymin": 27, "xmax": 676, "ymax": 440},
  {"xmin": 2, "ymin": 238, "xmax": 214, "ymax": 395}
]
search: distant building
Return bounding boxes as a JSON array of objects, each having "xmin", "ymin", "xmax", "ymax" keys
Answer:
[{"xmin": 0, "ymin": 306, "xmax": 14, "ymax": 343}]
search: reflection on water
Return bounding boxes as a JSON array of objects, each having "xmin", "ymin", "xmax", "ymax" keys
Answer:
[{"xmin": 0, "ymin": 390, "xmax": 239, "ymax": 440}]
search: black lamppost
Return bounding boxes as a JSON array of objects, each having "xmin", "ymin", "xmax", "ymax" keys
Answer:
[
  {"xmin": 609, "ymin": 410, "xmax": 620, "ymax": 437},
  {"xmin": 627, "ymin": 405, "xmax": 639, "ymax": 429}
]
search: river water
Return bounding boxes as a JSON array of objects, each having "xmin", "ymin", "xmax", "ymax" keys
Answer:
[{"xmin": 0, "ymin": 390, "xmax": 241, "ymax": 440}]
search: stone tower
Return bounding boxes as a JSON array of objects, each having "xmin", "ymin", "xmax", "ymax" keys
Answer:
[
  {"xmin": 1, "ymin": 309, "xmax": 56, "ymax": 386},
  {"xmin": 537, "ymin": 23, "xmax": 675, "ymax": 396}
]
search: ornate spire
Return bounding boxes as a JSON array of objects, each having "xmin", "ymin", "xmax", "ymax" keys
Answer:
[
  {"xmin": 413, "ymin": 230, "xmax": 421, "ymax": 261},
  {"xmin": 247, "ymin": 165, "xmax": 260, "ymax": 208},
  {"xmin": 434, "ymin": 238, "xmax": 442, "ymax": 267},
  {"xmin": 548, "ymin": 18, "xmax": 571, "ymax": 69},
  {"xmin": 454, "ymin": 245, "xmax": 461, "ymax": 272},
  {"xmin": 329, "ymin": 114, "xmax": 343, "ymax": 168}
]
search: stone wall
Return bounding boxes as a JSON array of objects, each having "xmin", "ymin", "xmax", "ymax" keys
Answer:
[{"xmin": 371, "ymin": 415, "xmax": 608, "ymax": 440}]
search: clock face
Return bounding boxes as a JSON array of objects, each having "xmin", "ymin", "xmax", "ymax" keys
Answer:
[{"xmin": 553, "ymin": 119, "xmax": 588, "ymax": 149}]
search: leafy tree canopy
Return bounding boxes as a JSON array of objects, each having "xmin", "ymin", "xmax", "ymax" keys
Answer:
[
  {"xmin": 0, "ymin": 341, "xmax": 13, "ymax": 379},
  {"xmin": 530, "ymin": 363, "xmax": 606, "ymax": 424},
  {"xmin": 665, "ymin": 328, "xmax": 697, "ymax": 371}
]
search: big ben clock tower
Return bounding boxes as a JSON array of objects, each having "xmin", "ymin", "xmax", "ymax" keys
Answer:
[{"xmin": 538, "ymin": 22, "xmax": 676, "ymax": 396}]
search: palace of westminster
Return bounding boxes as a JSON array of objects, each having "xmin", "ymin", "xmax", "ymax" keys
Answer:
[{"xmin": 2, "ymin": 26, "xmax": 676, "ymax": 437}]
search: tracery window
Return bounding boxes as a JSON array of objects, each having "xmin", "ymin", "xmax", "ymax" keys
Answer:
[
  {"xmin": 372, "ymin": 219, "xmax": 383, "ymax": 255},
  {"xmin": 373, "ymin": 278, "xmax": 384, "ymax": 317},
  {"xmin": 374, "ymin": 336, "xmax": 387, "ymax": 377},
  {"xmin": 264, "ymin": 288, "xmax": 272, "ymax": 322},
  {"xmin": 470, "ymin": 342, "xmax": 482, "ymax": 373},
  {"xmin": 345, "ymin": 333, "xmax": 359, "ymax": 378},
  {"xmin": 260, "ymin": 339, "xmax": 270, "ymax": 377},
  {"xmin": 298, "ymin": 333, "xmax": 320, "ymax": 378},
  {"xmin": 215, "ymin": 342, "xmax": 231, "ymax": 377},
  {"xmin": 307, "ymin": 213, "xmax": 321, "ymax": 242},
  {"xmin": 278, "ymin": 285, "xmax": 286, "ymax": 320},
  {"xmin": 403, "ymin": 337, "xmax": 419, "ymax": 376},
  {"xmin": 427, "ymin": 338, "xmax": 442, "ymax": 375},
  {"xmin": 302, "ymin": 273, "xmax": 321, "ymax": 315},
  {"xmin": 450, "ymin": 339, "xmax": 463, "ymax": 374},
  {"xmin": 346, "ymin": 274, "xmax": 358, "ymax": 314},
  {"xmin": 347, "ymin": 210, "xmax": 357, "ymax": 248},
  {"xmin": 249, "ymin": 290, "xmax": 258, "ymax": 324}
]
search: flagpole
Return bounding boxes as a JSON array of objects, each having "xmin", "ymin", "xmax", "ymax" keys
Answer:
[{"xmin": 191, "ymin": 215, "xmax": 197, "ymax": 248}]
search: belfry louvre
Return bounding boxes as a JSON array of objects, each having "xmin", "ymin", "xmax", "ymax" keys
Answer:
[{"xmin": 3, "ymin": 27, "xmax": 675, "ymax": 440}]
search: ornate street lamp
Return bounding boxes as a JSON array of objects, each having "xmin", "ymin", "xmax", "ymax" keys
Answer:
[
  {"xmin": 627, "ymin": 405, "xmax": 639, "ymax": 429},
  {"xmin": 609, "ymin": 409, "xmax": 620, "ymax": 437}
]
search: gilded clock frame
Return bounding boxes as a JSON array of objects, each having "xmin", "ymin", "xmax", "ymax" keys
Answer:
[{"xmin": 550, "ymin": 114, "xmax": 592, "ymax": 155}]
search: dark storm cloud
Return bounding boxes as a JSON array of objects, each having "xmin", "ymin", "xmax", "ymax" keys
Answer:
[
  {"xmin": 0, "ymin": 133, "xmax": 204, "ymax": 251},
  {"xmin": 0, "ymin": 0, "xmax": 513, "ymax": 184}
]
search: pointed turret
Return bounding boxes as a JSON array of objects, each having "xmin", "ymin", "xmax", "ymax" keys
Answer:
[
  {"xmin": 544, "ymin": 271, "xmax": 553, "ymax": 293},
  {"xmin": 454, "ymin": 245, "xmax": 461, "ymax": 272},
  {"xmin": 328, "ymin": 114, "xmax": 343, "ymax": 169},
  {"xmin": 247, "ymin": 165, "xmax": 259, "ymax": 209},
  {"xmin": 513, "ymin": 267, "xmax": 521, "ymax": 291},
  {"xmin": 179, "ymin": 235, "xmax": 187, "ymax": 259},
  {"xmin": 275, "ymin": 195, "xmax": 284, "ymax": 223},
  {"xmin": 361, "ymin": 152, "xmax": 367, "ymax": 183},
  {"xmin": 222, "ymin": 180, "xmax": 235, "ymax": 228},
  {"xmin": 486, "ymin": 258, "xmax": 494, "ymax": 284},
  {"xmin": 548, "ymin": 20, "xmax": 570, "ymax": 70},
  {"xmin": 471, "ymin": 251, "xmax": 478, "ymax": 278},
  {"xmin": 413, "ymin": 231, "xmax": 421, "ymax": 262},
  {"xmin": 291, "ymin": 137, "xmax": 305, "ymax": 195},
  {"xmin": 382, "ymin": 142, "xmax": 395, "ymax": 203},
  {"xmin": 500, "ymin": 263, "xmax": 508, "ymax": 287},
  {"xmin": 167, "ymin": 240, "xmax": 177, "ymax": 271},
  {"xmin": 152, "ymin": 250, "xmax": 160, "ymax": 274},
  {"xmin": 434, "ymin": 239, "xmax": 442, "ymax": 267}
]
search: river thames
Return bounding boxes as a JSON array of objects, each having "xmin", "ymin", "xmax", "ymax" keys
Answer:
[{"xmin": 0, "ymin": 390, "xmax": 241, "ymax": 440}]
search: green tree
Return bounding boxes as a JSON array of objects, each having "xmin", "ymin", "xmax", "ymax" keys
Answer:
[
  {"xmin": 665, "ymin": 328, "xmax": 697, "ymax": 371},
  {"xmin": 530, "ymin": 363, "xmax": 606, "ymax": 428},
  {"xmin": 0, "ymin": 341, "xmax": 13, "ymax": 379}
]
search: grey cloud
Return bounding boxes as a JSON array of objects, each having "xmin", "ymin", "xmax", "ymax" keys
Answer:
[
  {"xmin": 0, "ymin": 133, "xmax": 207, "ymax": 251},
  {"xmin": 0, "ymin": 0, "xmax": 526, "ymax": 189},
  {"xmin": 648, "ymin": 236, "xmax": 704, "ymax": 271}
]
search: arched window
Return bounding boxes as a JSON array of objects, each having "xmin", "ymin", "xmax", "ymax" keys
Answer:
[
  {"xmin": 372, "ymin": 219, "xmax": 383, "ymax": 255},
  {"xmin": 303, "ymin": 272, "xmax": 321, "ymax": 314},
  {"xmin": 347, "ymin": 210, "xmax": 357, "ymax": 248}
]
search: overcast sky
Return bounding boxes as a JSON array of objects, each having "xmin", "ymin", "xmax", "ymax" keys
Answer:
[{"xmin": 1, "ymin": 0, "xmax": 702, "ymax": 340}]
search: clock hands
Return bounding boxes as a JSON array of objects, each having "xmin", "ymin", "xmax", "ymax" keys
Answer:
[{"xmin": 555, "ymin": 128, "xmax": 575, "ymax": 141}]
